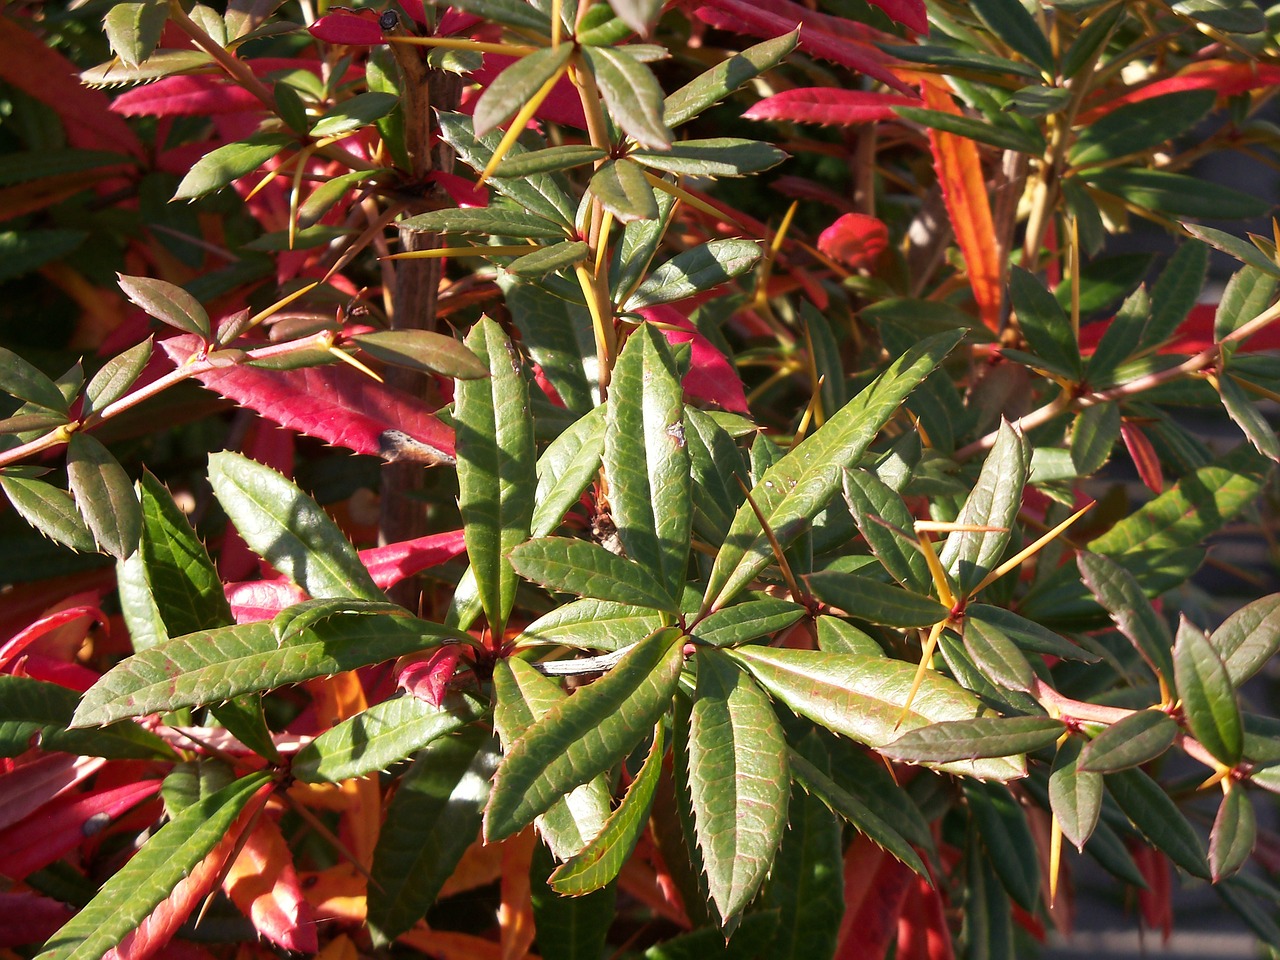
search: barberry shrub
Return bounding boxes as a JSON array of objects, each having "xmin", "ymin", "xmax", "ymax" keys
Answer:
[{"xmin": 3, "ymin": 0, "xmax": 1280, "ymax": 957}]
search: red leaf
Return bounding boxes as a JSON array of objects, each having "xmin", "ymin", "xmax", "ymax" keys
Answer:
[
  {"xmin": 1130, "ymin": 842, "xmax": 1173, "ymax": 943},
  {"xmin": 1079, "ymin": 60, "xmax": 1280, "ymax": 123},
  {"xmin": 0, "ymin": 604, "xmax": 101, "ymax": 671},
  {"xmin": 222, "ymin": 817, "xmax": 318, "ymax": 953},
  {"xmin": 835, "ymin": 835, "xmax": 914, "ymax": 959},
  {"xmin": 0, "ymin": 779, "xmax": 162, "ymax": 879},
  {"xmin": 636, "ymin": 306, "xmax": 750, "ymax": 413},
  {"xmin": 745, "ymin": 88, "xmax": 921, "ymax": 125},
  {"xmin": 426, "ymin": 171, "xmax": 489, "ymax": 209},
  {"xmin": 0, "ymin": 754, "xmax": 106, "ymax": 832},
  {"xmin": 308, "ymin": 10, "xmax": 385, "ymax": 46},
  {"xmin": 111, "ymin": 77, "xmax": 263, "ymax": 118},
  {"xmin": 0, "ymin": 892, "xmax": 75, "ymax": 948},
  {"xmin": 896, "ymin": 876, "xmax": 954, "ymax": 960},
  {"xmin": 695, "ymin": 0, "xmax": 912, "ymax": 94},
  {"xmin": 397, "ymin": 645, "xmax": 463, "ymax": 707},
  {"xmin": 865, "ymin": 0, "xmax": 927, "ymax": 33},
  {"xmin": 360, "ymin": 530, "xmax": 468, "ymax": 589},
  {"xmin": 225, "ymin": 580, "xmax": 306, "ymax": 624},
  {"xmin": 1120, "ymin": 421, "xmax": 1164, "ymax": 494},
  {"xmin": 919, "ymin": 75, "xmax": 1002, "ymax": 333},
  {"xmin": 12, "ymin": 653, "xmax": 102, "ymax": 692},
  {"xmin": 160, "ymin": 336, "xmax": 455, "ymax": 463},
  {"xmin": 465, "ymin": 55, "xmax": 587, "ymax": 129},
  {"xmin": 818, "ymin": 213, "xmax": 890, "ymax": 271}
]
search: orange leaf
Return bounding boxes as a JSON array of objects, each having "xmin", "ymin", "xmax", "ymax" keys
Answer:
[
  {"xmin": 315, "ymin": 933, "xmax": 358, "ymax": 960},
  {"xmin": 1078, "ymin": 60, "xmax": 1280, "ymax": 123},
  {"xmin": 222, "ymin": 817, "xmax": 319, "ymax": 953},
  {"xmin": 500, "ymin": 831, "xmax": 537, "ymax": 960},
  {"xmin": 398, "ymin": 926, "xmax": 532, "ymax": 960},
  {"xmin": 300, "ymin": 863, "xmax": 367, "ymax": 924},
  {"xmin": 818, "ymin": 213, "xmax": 890, "ymax": 271},
  {"xmin": 918, "ymin": 75, "xmax": 1002, "ymax": 333},
  {"xmin": 439, "ymin": 836, "xmax": 505, "ymax": 899}
]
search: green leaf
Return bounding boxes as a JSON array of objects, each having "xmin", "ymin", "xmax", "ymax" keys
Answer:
[
  {"xmin": 605, "ymin": 323, "xmax": 690, "ymax": 601},
  {"xmin": 1049, "ymin": 738, "xmax": 1103, "ymax": 851},
  {"xmin": 494, "ymin": 144, "xmax": 608, "ymax": 178},
  {"xmin": 506, "ymin": 281, "xmax": 598, "ymax": 413},
  {"xmin": 0, "ymin": 675, "xmax": 173, "ymax": 760},
  {"xmin": 1220, "ymin": 373, "xmax": 1280, "ymax": 460},
  {"xmin": 298, "ymin": 169, "xmax": 384, "ymax": 228},
  {"xmin": 842, "ymin": 468, "xmax": 931, "ymax": 592},
  {"xmin": 962, "ymin": 616, "xmax": 1036, "ymax": 692},
  {"xmin": 311, "ymin": 91, "xmax": 398, "ymax": 138},
  {"xmin": 84, "ymin": 337, "xmax": 152, "ymax": 416},
  {"xmin": 532, "ymin": 842, "xmax": 617, "ymax": 960},
  {"xmin": 642, "ymin": 912, "xmax": 780, "ymax": 960},
  {"xmin": 1062, "ymin": 3, "xmax": 1125, "ymax": 77},
  {"xmin": 939, "ymin": 420, "xmax": 1029, "ymax": 595},
  {"xmin": 1087, "ymin": 285, "xmax": 1150, "ymax": 383},
  {"xmin": 173, "ymin": 133, "xmax": 294, "ymax": 201},
  {"xmin": 1170, "ymin": 0, "xmax": 1265, "ymax": 32},
  {"xmin": 520, "ymin": 598, "xmax": 667, "ymax": 652},
  {"xmin": 1009, "ymin": 267, "xmax": 1081, "ymax": 379},
  {"xmin": 293, "ymin": 692, "xmax": 486, "ymax": 782},
  {"xmin": 728, "ymin": 646, "xmax": 1024, "ymax": 780},
  {"xmin": 882, "ymin": 716, "xmax": 1063, "ymax": 764},
  {"xmin": 550, "ymin": 723, "xmax": 664, "ymax": 895},
  {"xmin": 896, "ymin": 106, "xmax": 1044, "ymax": 154},
  {"xmin": 351, "ymin": 330, "xmax": 489, "ymax": 379},
  {"xmin": 0, "ymin": 346, "xmax": 70, "ymax": 412},
  {"xmin": 704, "ymin": 329, "xmax": 962, "ymax": 613},
  {"xmin": 1210, "ymin": 787, "xmax": 1256, "ymax": 881},
  {"xmin": 1071, "ymin": 402, "xmax": 1120, "ymax": 476},
  {"xmin": 533, "ymin": 405, "xmax": 606, "ymax": 537},
  {"xmin": 814, "ymin": 615, "xmax": 882, "ymax": 657},
  {"xmin": 116, "ymin": 275, "xmax": 210, "ymax": 339},
  {"xmin": 1083, "ymin": 168, "xmax": 1271, "ymax": 219},
  {"xmin": 1208, "ymin": 594, "xmax": 1280, "ymax": 686},
  {"xmin": 590, "ymin": 159, "xmax": 660, "ymax": 223},
  {"xmin": 457, "ymin": 317, "xmax": 536, "ymax": 635},
  {"xmin": 1106, "ymin": 768, "xmax": 1209, "ymax": 878},
  {"xmin": 969, "ymin": 605, "xmax": 1097, "ymax": 661},
  {"xmin": 1070, "ymin": 90, "xmax": 1216, "ymax": 167},
  {"xmin": 1182, "ymin": 224, "xmax": 1280, "ymax": 279},
  {"xmin": 610, "ymin": 186, "xmax": 675, "ymax": 303},
  {"xmin": 103, "ymin": 0, "xmax": 167, "ymax": 68},
  {"xmin": 687, "ymin": 650, "xmax": 788, "ymax": 923},
  {"xmin": 1077, "ymin": 551, "xmax": 1173, "ymax": 680},
  {"xmin": 582, "ymin": 47, "xmax": 671, "ymax": 148},
  {"xmin": 1077, "ymin": 710, "xmax": 1179, "ymax": 773},
  {"xmin": 484, "ymin": 627, "xmax": 684, "ymax": 841},
  {"xmin": 664, "ymin": 31, "xmax": 797, "ymax": 128},
  {"xmin": 882, "ymin": 43, "xmax": 1041, "ymax": 79},
  {"xmin": 506, "ymin": 240, "xmax": 592, "ymax": 279},
  {"xmin": 398, "ymin": 207, "xmax": 570, "ymax": 240},
  {"xmin": 0, "ymin": 476, "xmax": 97, "ymax": 554},
  {"xmin": 138, "ymin": 472, "xmax": 232, "ymax": 636},
  {"xmin": 965, "ymin": 781, "xmax": 1040, "ymax": 912},
  {"xmin": 67, "ymin": 433, "xmax": 140, "ymax": 561},
  {"xmin": 72, "ymin": 614, "xmax": 457, "ymax": 726},
  {"xmin": 693, "ymin": 598, "xmax": 806, "ymax": 648},
  {"xmin": 34, "ymin": 771, "xmax": 270, "ymax": 960},
  {"xmin": 632, "ymin": 138, "xmax": 788, "ymax": 177},
  {"xmin": 510, "ymin": 537, "xmax": 678, "ymax": 610},
  {"xmin": 208, "ymin": 451, "xmax": 383, "ymax": 601},
  {"xmin": 806, "ymin": 572, "xmax": 949, "ymax": 627},
  {"xmin": 474, "ymin": 45, "xmax": 573, "ymax": 136},
  {"xmin": 271, "ymin": 597, "xmax": 406, "ymax": 647},
  {"xmin": 494, "ymin": 659, "xmax": 611, "ymax": 861},
  {"xmin": 685, "ymin": 405, "xmax": 748, "ymax": 544},
  {"xmin": 969, "ymin": 0, "xmax": 1055, "ymax": 72},
  {"xmin": 609, "ymin": 0, "xmax": 663, "ymax": 34},
  {"xmin": 367, "ymin": 729, "xmax": 499, "ymax": 946},
  {"xmin": 1173, "ymin": 618, "xmax": 1243, "ymax": 766},
  {"xmin": 624, "ymin": 239, "xmax": 761, "ymax": 311},
  {"xmin": 1215, "ymin": 265, "xmax": 1278, "ymax": 342}
]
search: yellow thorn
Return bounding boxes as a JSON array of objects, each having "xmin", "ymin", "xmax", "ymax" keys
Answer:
[
  {"xmin": 244, "ymin": 157, "xmax": 291, "ymax": 203},
  {"xmin": 969, "ymin": 500, "xmax": 1094, "ymax": 597},
  {"xmin": 641, "ymin": 170, "xmax": 748, "ymax": 227},
  {"xmin": 575, "ymin": 263, "xmax": 612, "ymax": 375},
  {"xmin": 792, "ymin": 376, "xmax": 824, "ymax": 446},
  {"xmin": 242, "ymin": 281, "xmax": 320, "ymax": 333},
  {"xmin": 1069, "ymin": 216, "xmax": 1081, "ymax": 342},
  {"xmin": 1197, "ymin": 764, "xmax": 1232, "ymax": 791},
  {"xmin": 383, "ymin": 245, "xmax": 542, "ymax": 260},
  {"xmin": 754, "ymin": 200, "xmax": 799, "ymax": 310},
  {"xmin": 905, "ymin": 410, "xmax": 933, "ymax": 449},
  {"xmin": 771, "ymin": 200, "xmax": 799, "ymax": 257},
  {"xmin": 288, "ymin": 145, "xmax": 315, "ymax": 251},
  {"xmin": 594, "ymin": 209, "xmax": 614, "ymax": 276},
  {"xmin": 480, "ymin": 61, "xmax": 571, "ymax": 184},
  {"xmin": 1049, "ymin": 814, "xmax": 1063, "ymax": 907},
  {"xmin": 1273, "ymin": 217, "xmax": 1280, "ymax": 264},
  {"xmin": 913, "ymin": 521, "xmax": 1007, "ymax": 534},
  {"xmin": 329, "ymin": 345, "xmax": 385, "ymax": 383},
  {"xmin": 551, "ymin": 0, "xmax": 563, "ymax": 48},
  {"xmin": 898, "ymin": 619, "xmax": 947, "ymax": 727},
  {"xmin": 385, "ymin": 35, "xmax": 537, "ymax": 56},
  {"xmin": 916, "ymin": 532, "xmax": 956, "ymax": 610}
]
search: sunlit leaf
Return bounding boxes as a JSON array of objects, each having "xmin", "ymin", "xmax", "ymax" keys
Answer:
[
  {"xmin": 116, "ymin": 274, "xmax": 210, "ymax": 339},
  {"xmin": 881, "ymin": 716, "xmax": 1063, "ymax": 764},
  {"xmin": 1173, "ymin": 618, "xmax": 1243, "ymax": 766},
  {"xmin": 1049, "ymin": 738, "xmax": 1102, "ymax": 851},
  {"xmin": 510, "ymin": 537, "xmax": 678, "ymax": 610},
  {"xmin": 1078, "ymin": 709, "xmax": 1178, "ymax": 773}
]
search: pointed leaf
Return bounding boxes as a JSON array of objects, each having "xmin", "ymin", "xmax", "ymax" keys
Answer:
[
  {"xmin": 506, "ymin": 239, "xmax": 592, "ymax": 278},
  {"xmin": 693, "ymin": 598, "xmax": 806, "ymax": 648},
  {"xmin": 485, "ymin": 627, "xmax": 684, "ymax": 841},
  {"xmin": 1070, "ymin": 90, "xmax": 1216, "ymax": 167},
  {"xmin": 582, "ymin": 47, "xmax": 671, "ymax": 149},
  {"xmin": 221, "ymin": 817, "xmax": 317, "ymax": 953},
  {"xmin": 631, "ymin": 138, "xmax": 787, "ymax": 177},
  {"xmin": 84, "ymin": 338, "xmax": 152, "ymax": 416},
  {"xmin": 965, "ymin": 780, "xmax": 1040, "ymax": 912},
  {"xmin": 881, "ymin": 716, "xmax": 1063, "ymax": 764},
  {"xmin": 1182, "ymin": 224, "xmax": 1280, "ymax": 279},
  {"xmin": 0, "ymin": 476, "xmax": 97, "ymax": 554},
  {"xmin": 842, "ymin": 468, "xmax": 930, "ymax": 592},
  {"xmin": 962, "ymin": 617, "xmax": 1035, "ymax": 692},
  {"xmin": 456, "ymin": 317, "xmax": 535, "ymax": 635},
  {"xmin": 1106, "ymin": 768, "xmax": 1209, "ymax": 878},
  {"xmin": 368, "ymin": 729, "xmax": 499, "ymax": 946},
  {"xmin": 1077, "ymin": 551, "xmax": 1173, "ymax": 680},
  {"xmin": 625, "ymin": 239, "xmax": 760, "ymax": 310},
  {"xmin": 1220, "ymin": 373, "xmax": 1280, "ymax": 460},
  {"xmin": 728, "ymin": 646, "xmax": 1024, "ymax": 780},
  {"xmin": 605, "ymin": 323, "xmax": 691, "ymax": 601},
  {"xmin": 1215, "ymin": 265, "xmax": 1278, "ymax": 342},
  {"xmin": 1208, "ymin": 594, "xmax": 1280, "ymax": 686},
  {"xmin": 807, "ymin": 572, "xmax": 948, "ymax": 627},
  {"xmin": 531, "ymin": 842, "xmax": 617, "ymax": 960},
  {"xmin": 351, "ymin": 330, "xmax": 489, "ymax": 380},
  {"xmin": 1083, "ymin": 168, "xmax": 1270, "ymax": 219},
  {"xmin": 590, "ymin": 159, "xmax": 660, "ymax": 223},
  {"xmin": 687, "ymin": 650, "xmax": 789, "ymax": 922},
  {"xmin": 1071, "ymin": 402, "xmax": 1120, "ymax": 476},
  {"xmin": 174, "ymin": 133, "xmax": 293, "ymax": 201},
  {"xmin": 0, "ymin": 674, "xmax": 171, "ymax": 760},
  {"xmin": 761, "ymin": 776, "xmax": 843, "ymax": 960},
  {"xmin": 1078, "ymin": 709, "xmax": 1179, "ymax": 773},
  {"xmin": 67, "ymin": 433, "xmax": 140, "ymax": 560},
  {"xmin": 0, "ymin": 347, "xmax": 67, "ymax": 412},
  {"xmin": 103, "ymin": 1, "xmax": 168, "ymax": 68},
  {"xmin": 520, "ymin": 598, "xmax": 667, "ymax": 652},
  {"xmin": 474, "ymin": 44, "xmax": 573, "ymax": 136},
  {"xmin": 664, "ymin": 31, "xmax": 797, "ymax": 129},
  {"xmin": 116, "ymin": 275, "xmax": 210, "ymax": 339},
  {"xmin": 744, "ymin": 88, "xmax": 920, "ymax": 125},
  {"xmin": 1174, "ymin": 618, "xmax": 1243, "ymax": 766},
  {"xmin": 510, "ymin": 537, "xmax": 677, "ymax": 610},
  {"xmin": 208, "ymin": 451, "xmax": 382, "ymax": 602},
  {"xmin": 73, "ymin": 614, "xmax": 459, "ymax": 726},
  {"xmin": 967, "ymin": 604, "xmax": 1098, "ymax": 661},
  {"xmin": 704, "ymin": 329, "xmax": 962, "ymax": 613},
  {"xmin": 398, "ymin": 207, "xmax": 570, "ymax": 240},
  {"xmin": 969, "ymin": 0, "xmax": 1054, "ymax": 71},
  {"xmin": 532, "ymin": 405, "xmax": 606, "ymax": 538},
  {"xmin": 1049, "ymin": 738, "xmax": 1103, "ymax": 851},
  {"xmin": 1210, "ymin": 787, "xmax": 1255, "ymax": 881},
  {"xmin": 494, "ymin": 144, "xmax": 608, "ymax": 178}
]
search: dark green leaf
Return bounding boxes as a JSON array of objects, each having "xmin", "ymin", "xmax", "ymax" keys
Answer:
[
  {"xmin": 1049, "ymin": 738, "xmax": 1103, "ymax": 850},
  {"xmin": 511, "ymin": 537, "xmax": 678, "ymax": 610},
  {"xmin": 582, "ymin": 47, "xmax": 671, "ymax": 149},
  {"xmin": 1077, "ymin": 551, "xmax": 1173, "ymax": 680},
  {"xmin": 590, "ymin": 159, "xmax": 660, "ymax": 223},
  {"xmin": 1220, "ymin": 373, "xmax": 1280, "ymax": 460},
  {"xmin": 0, "ymin": 346, "xmax": 70, "ymax": 412},
  {"xmin": 806, "ymin": 571, "xmax": 949, "ymax": 627},
  {"xmin": 367, "ymin": 729, "xmax": 498, "ymax": 945},
  {"xmin": 969, "ymin": 0, "xmax": 1055, "ymax": 71},
  {"xmin": 1106, "ymin": 767, "xmax": 1209, "ymax": 878},
  {"xmin": 208, "ymin": 451, "xmax": 383, "ymax": 601},
  {"xmin": 532, "ymin": 842, "xmax": 617, "ymax": 960},
  {"xmin": 117, "ymin": 275, "xmax": 210, "ymax": 339},
  {"xmin": 685, "ymin": 405, "xmax": 748, "ymax": 543},
  {"xmin": 441, "ymin": 0, "xmax": 549, "ymax": 28},
  {"xmin": 1170, "ymin": 0, "xmax": 1265, "ymax": 32},
  {"xmin": 882, "ymin": 716, "xmax": 1063, "ymax": 764},
  {"xmin": 485, "ymin": 627, "xmax": 684, "ymax": 840},
  {"xmin": 897, "ymin": 106, "xmax": 1044, "ymax": 154},
  {"xmin": 506, "ymin": 240, "xmax": 592, "ymax": 279},
  {"xmin": 473, "ymin": 45, "xmax": 573, "ymax": 136},
  {"xmin": 693, "ymin": 598, "xmax": 806, "ymax": 648},
  {"xmin": 966, "ymin": 839, "xmax": 1016, "ymax": 960},
  {"xmin": 84, "ymin": 338, "xmax": 152, "ymax": 416},
  {"xmin": 494, "ymin": 144, "xmax": 608, "ymax": 178},
  {"xmin": 293, "ymin": 692, "xmax": 487, "ymax": 782},
  {"xmin": 1071, "ymin": 402, "xmax": 1120, "ymax": 476},
  {"xmin": 0, "ymin": 476, "xmax": 97, "ymax": 554},
  {"xmin": 1009, "ymin": 267, "xmax": 1081, "ymax": 379},
  {"xmin": 0, "ymin": 230, "xmax": 88, "ymax": 287},
  {"xmin": 842, "ymin": 468, "xmax": 931, "ymax": 592},
  {"xmin": 632, "ymin": 138, "xmax": 788, "ymax": 177},
  {"xmin": 1070, "ymin": 91, "xmax": 1215, "ymax": 167},
  {"xmin": 1083, "ymin": 168, "xmax": 1271, "ymax": 219},
  {"xmin": 664, "ymin": 31, "xmax": 797, "ymax": 128},
  {"xmin": 506, "ymin": 282, "xmax": 598, "ymax": 414},
  {"xmin": 352, "ymin": 330, "xmax": 489, "ymax": 379},
  {"xmin": 1210, "ymin": 787, "xmax": 1256, "ymax": 881},
  {"xmin": 67, "ymin": 433, "xmax": 140, "ymax": 560},
  {"xmin": 34, "ymin": 772, "xmax": 270, "ymax": 960},
  {"xmin": 1062, "ymin": 3, "xmax": 1126, "ymax": 77},
  {"xmin": 398, "ymin": 207, "xmax": 570, "ymax": 239},
  {"xmin": 962, "ymin": 616, "xmax": 1036, "ymax": 691},
  {"xmin": 1078, "ymin": 710, "xmax": 1179, "ymax": 773},
  {"xmin": 882, "ymin": 43, "xmax": 1042, "ymax": 79},
  {"xmin": 103, "ymin": 0, "xmax": 167, "ymax": 67},
  {"xmin": 1144, "ymin": 241, "xmax": 1211, "ymax": 350},
  {"xmin": 1208, "ymin": 594, "xmax": 1280, "ymax": 686},
  {"xmin": 1174, "ymin": 618, "xmax": 1243, "ymax": 766},
  {"xmin": 965, "ymin": 781, "xmax": 1040, "ymax": 912},
  {"xmin": 625, "ymin": 239, "xmax": 761, "ymax": 310},
  {"xmin": 174, "ymin": 133, "xmax": 294, "ymax": 201},
  {"xmin": 271, "ymin": 597, "xmax": 406, "ymax": 647},
  {"xmin": 0, "ymin": 675, "xmax": 173, "ymax": 760},
  {"xmin": 532, "ymin": 405, "xmax": 606, "ymax": 537}
]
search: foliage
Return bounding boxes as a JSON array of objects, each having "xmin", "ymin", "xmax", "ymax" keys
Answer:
[{"xmin": 4, "ymin": 0, "xmax": 1280, "ymax": 957}]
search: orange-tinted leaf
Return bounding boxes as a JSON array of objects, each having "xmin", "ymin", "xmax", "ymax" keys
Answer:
[
  {"xmin": 0, "ymin": 604, "xmax": 100, "ymax": 669},
  {"xmin": 1120, "ymin": 421, "xmax": 1163, "ymax": 494},
  {"xmin": 299, "ymin": 863, "xmax": 367, "ymax": 923},
  {"xmin": 500, "ymin": 830, "xmax": 536, "ymax": 960},
  {"xmin": 314, "ymin": 933, "xmax": 359, "ymax": 960},
  {"xmin": 835, "ymin": 835, "xmax": 913, "ymax": 959},
  {"xmin": 439, "ymin": 837, "xmax": 506, "ymax": 899},
  {"xmin": 818, "ymin": 213, "xmax": 890, "ymax": 270},
  {"xmin": 1079, "ymin": 61, "xmax": 1280, "ymax": 123},
  {"xmin": 222, "ymin": 817, "xmax": 318, "ymax": 953},
  {"xmin": 398, "ymin": 926, "xmax": 508, "ymax": 960},
  {"xmin": 0, "ymin": 892, "xmax": 74, "ymax": 948},
  {"xmin": 919, "ymin": 75, "xmax": 1002, "ymax": 333}
]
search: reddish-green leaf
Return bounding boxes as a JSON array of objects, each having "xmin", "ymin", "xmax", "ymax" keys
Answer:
[
  {"xmin": 351, "ymin": 330, "xmax": 488, "ymax": 379},
  {"xmin": 1220, "ymin": 373, "xmax": 1280, "ymax": 461},
  {"xmin": 485, "ymin": 627, "xmax": 684, "ymax": 841},
  {"xmin": 1077, "ymin": 551, "xmax": 1173, "ymax": 680},
  {"xmin": 1210, "ymin": 787, "xmax": 1256, "ymax": 881},
  {"xmin": 962, "ymin": 617, "xmax": 1036, "ymax": 692},
  {"xmin": 687, "ymin": 650, "xmax": 789, "ymax": 923},
  {"xmin": 806, "ymin": 572, "xmax": 948, "ymax": 627},
  {"xmin": 116, "ymin": 274, "xmax": 210, "ymax": 339},
  {"xmin": 1173, "ymin": 618, "xmax": 1243, "ymax": 766},
  {"xmin": 1078, "ymin": 710, "xmax": 1179, "ymax": 773},
  {"xmin": 83, "ymin": 337, "xmax": 151, "ymax": 416}
]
